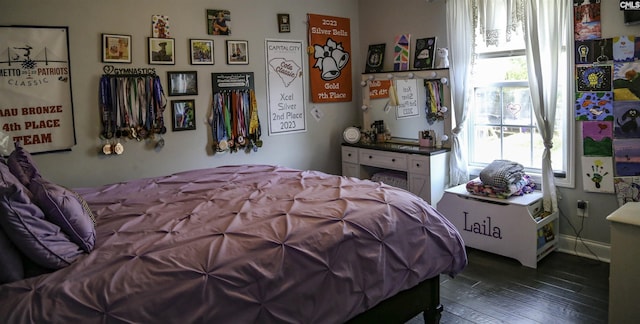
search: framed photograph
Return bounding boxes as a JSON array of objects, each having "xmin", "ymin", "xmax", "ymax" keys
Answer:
[
  {"xmin": 226, "ymin": 40, "xmax": 248, "ymax": 65},
  {"xmin": 102, "ymin": 34, "xmax": 131, "ymax": 63},
  {"xmin": 148, "ymin": 37, "xmax": 175, "ymax": 65},
  {"xmin": 277, "ymin": 13, "xmax": 290, "ymax": 33},
  {"xmin": 171, "ymin": 99, "xmax": 196, "ymax": 131},
  {"xmin": 206, "ymin": 9, "xmax": 231, "ymax": 35},
  {"xmin": 190, "ymin": 39, "xmax": 214, "ymax": 65},
  {"xmin": 167, "ymin": 71, "xmax": 198, "ymax": 96}
]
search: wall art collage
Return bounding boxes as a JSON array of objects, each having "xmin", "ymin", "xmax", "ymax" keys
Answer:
[{"xmin": 573, "ymin": 1, "xmax": 640, "ymax": 203}]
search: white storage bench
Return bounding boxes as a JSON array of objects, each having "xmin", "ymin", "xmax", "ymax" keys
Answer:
[{"xmin": 437, "ymin": 184, "xmax": 559, "ymax": 268}]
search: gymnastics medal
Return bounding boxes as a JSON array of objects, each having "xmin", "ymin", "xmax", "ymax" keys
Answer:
[
  {"xmin": 237, "ymin": 135, "xmax": 245, "ymax": 146},
  {"xmin": 113, "ymin": 142, "xmax": 124, "ymax": 155},
  {"xmin": 102, "ymin": 142, "xmax": 112, "ymax": 155},
  {"xmin": 218, "ymin": 139, "xmax": 229, "ymax": 152}
]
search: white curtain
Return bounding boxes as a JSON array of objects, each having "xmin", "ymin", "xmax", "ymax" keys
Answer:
[
  {"xmin": 476, "ymin": 0, "xmax": 525, "ymax": 48},
  {"xmin": 445, "ymin": 0, "xmax": 474, "ymax": 186},
  {"xmin": 524, "ymin": 0, "xmax": 570, "ymax": 213}
]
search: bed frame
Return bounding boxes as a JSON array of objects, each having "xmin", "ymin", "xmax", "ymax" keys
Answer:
[{"xmin": 347, "ymin": 275, "xmax": 442, "ymax": 324}]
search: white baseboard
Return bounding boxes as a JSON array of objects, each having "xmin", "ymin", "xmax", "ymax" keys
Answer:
[{"xmin": 557, "ymin": 234, "xmax": 610, "ymax": 263}]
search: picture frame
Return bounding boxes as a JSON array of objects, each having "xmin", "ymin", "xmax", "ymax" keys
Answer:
[
  {"xmin": 148, "ymin": 37, "xmax": 175, "ymax": 65},
  {"xmin": 102, "ymin": 33, "xmax": 131, "ymax": 63},
  {"xmin": 171, "ymin": 99, "xmax": 196, "ymax": 131},
  {"xmin": 277, "ymin": 13, "xmax": 290, "ymax": 33},
  {"xmin": 190, "ymin": 39, "xmax": 214, "ymax": 65},
  {"xmin": 206, "ymin": 9, "xmax": 231, "ymax": 35},
  {"xmin": 226, "ymin": 40, "xmax": 248, "ymax": 65},
  {"xmin": 167, "ymin": 71, "xmax": 198, "ymax": 96}
]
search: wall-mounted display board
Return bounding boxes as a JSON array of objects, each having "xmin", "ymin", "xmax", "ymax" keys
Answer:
[
  {"xmin": 210, "ymin": 72, "xmax": 262, "ymax": 154},
  {"xmin": 361, "ymin": 69, "xmax": 451, "ymax": 145}
]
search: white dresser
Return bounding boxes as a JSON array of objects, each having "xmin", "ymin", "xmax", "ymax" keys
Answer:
[
  {"xmin": 606, "ymin": 202, "xmax": 640, "ymax": 323},
  {"xmin": 341, "ymin": 143, "xmax": 448, "ymax": 206}
]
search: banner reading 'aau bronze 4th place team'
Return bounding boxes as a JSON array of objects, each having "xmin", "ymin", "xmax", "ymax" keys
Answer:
[
  {"xmin": 307, "ymin": 14, "xmax": 352, "ymax": 103},
  {"xmin": 0, "ymin": 26, "xmax": 76, "ymax": 154}
]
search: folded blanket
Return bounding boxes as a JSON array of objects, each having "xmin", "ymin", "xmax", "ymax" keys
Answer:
[
  {"xmin": 479, "ymin": 159, "xmax": 525, "ymax": 189},
  {"xmin": 466, "ymin": 174, "xmax": 536, "ymax": 199}
]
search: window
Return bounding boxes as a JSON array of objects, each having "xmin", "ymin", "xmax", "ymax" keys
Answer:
[{"xmin": 467, "ymin": 15, "xmax": 573, "ymax": 187}]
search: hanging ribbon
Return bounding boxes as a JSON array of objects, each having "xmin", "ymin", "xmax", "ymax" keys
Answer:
[
  {"xmin": 222, "ymin": 91, "xmax": 231, "ymax": 151},
  {"xmin": 425, "ymin": 80, "xmax": 444, "ymax": 124},
  {"xmin": 152, "ymin": 75, "xmax": 167, "ymax": 134},
  {"xmin": 99, "ymin": 76, "xmax": 114, "ymax": 139},
  {"xmin": 248, "ymin": 89, "xmax": 262, "ymax": 150}
]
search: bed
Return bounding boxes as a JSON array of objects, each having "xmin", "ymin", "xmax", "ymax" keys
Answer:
[{"xmin": 0, "ymin": 150, "xmax": 466, "ymax": 323}]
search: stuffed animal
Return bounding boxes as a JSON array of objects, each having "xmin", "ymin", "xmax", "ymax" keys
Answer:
[{"xmin": 436, "ymin": 47, "xmax": 449, "ymax": 68}]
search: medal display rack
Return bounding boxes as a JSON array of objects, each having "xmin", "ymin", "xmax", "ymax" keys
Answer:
[
  {"xmin": 209, "ymin": 72, "xmax": 263, "ymax": 155},
  {"xmin": 210, "ymin": 89, "xmax": 263, "ymax": 154},
  {"xmin": 98, "ymin": 68, "xmax": 167, "ymax": 155}
]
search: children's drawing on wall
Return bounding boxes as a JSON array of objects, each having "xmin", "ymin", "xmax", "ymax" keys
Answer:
[
  {"xmin": 613, "ymin": 101, "xmax": 640, "ymax": 138},
  {"xmin": 612, "ymin": 62, "xmax": 640, "ymax": 100},
  {"xmin": 393, "ymin": 34, "xmax": 410, "ymax": 71},
  {"xmin": 612, "ymin": 35, "xmax": 635, "ymax": 63},
  {"xmin": 576, "ymin": 65, "xmax": 611, "ymax": 92},
  {"xmin": 152, "ymin": 15, "xmax": 171, "ymax": 38},
  {"xmin": 575, "ymin": 91, "xmax": 612, "ymax": 121},
  {"xmin": 614, "ymin": 177, "xmax": 640, "ymax": 206},
  {"xmin": 614, "ymin": 138, "xmax": 640, "ymax": 176},
  {"xmin": 575, "ymin": 40, "xmax": 593, "ymax": 64},
  {"xmin": 582, "ymin": 121, "xmax": 613, "ymax": 156},
  {"xmin": 594, "ymin": 38, "xmax": 613, "ymax": 63},
  {"xmin": 575, "ymin": 38, "xmax": 612, "ymax": 64},
  {"xmin": 581, "ymin": 157, "xmax": 614, "ymax": 193},
  {"xmin": 573, "ymin": 2, "xmax": 601, "ymax": 41}
]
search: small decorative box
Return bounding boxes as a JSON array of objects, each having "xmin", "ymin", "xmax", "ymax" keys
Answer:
[{"xmin": 419, "ymin": 138, "xmax": 432, "ymax": 147}]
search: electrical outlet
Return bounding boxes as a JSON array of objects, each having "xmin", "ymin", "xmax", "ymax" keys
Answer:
[{"xmin": 577, "ymin": 200, "xmax": 589, "ymax": 217}]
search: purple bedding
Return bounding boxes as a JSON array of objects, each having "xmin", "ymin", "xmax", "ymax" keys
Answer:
[{"xmin": 0, "ymin": 165, "xmax": 466, "ymax": 323}]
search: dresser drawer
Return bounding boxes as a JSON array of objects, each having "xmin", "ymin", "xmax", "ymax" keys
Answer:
[
  {"xmin": 342, "ymin": 146, "xmax": 359, "ymax": 164},
  {"xmin": 408, "ymin": 155, "xmax": 430, "ymax": 174},
  {"xmin": 359, "ymin": 148, "xmax": 407, "ymax": 171}
]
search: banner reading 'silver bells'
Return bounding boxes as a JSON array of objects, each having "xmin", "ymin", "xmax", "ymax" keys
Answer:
[{"xmin": 307, "ymin": 14, "xmax": 352, "ymax": 103}]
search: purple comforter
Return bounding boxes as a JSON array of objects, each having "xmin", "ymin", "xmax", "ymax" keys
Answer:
[{"xmin": 0, "ymin": 165, "xmax": 466, "ymax": 323}]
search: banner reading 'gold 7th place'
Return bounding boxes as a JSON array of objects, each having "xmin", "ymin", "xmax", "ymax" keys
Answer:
[{"xmin": 307, "ymin": 14, "xmax": 352, "ymax": 103}]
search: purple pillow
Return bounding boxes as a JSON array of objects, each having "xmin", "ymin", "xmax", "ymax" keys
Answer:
[
  {"xmin": 29, "ymin": 177, "xmax": 96, "ymax": 253},
  {"xmin": 7, "ymin": 142, "xmax": 41, "ymax": 187},
  {"xmin": 0, "ymin": 162, "xmax": 26, "ymax": 282},
  {"xmin": 0, "ymin": 226, "xmax": 24, "ymax": 284},
  {"xmin": 0, "ymin": 183, "xmax": 85, "ymax": 270}
]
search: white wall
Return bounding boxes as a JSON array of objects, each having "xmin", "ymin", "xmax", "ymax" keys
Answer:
[{"xmin": 1, "ymin": 0, "xmax": 361, "ymax": 188}]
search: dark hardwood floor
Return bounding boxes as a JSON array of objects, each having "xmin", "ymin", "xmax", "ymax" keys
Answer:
[{"xmin": 408, "ymin": 248, "xmax": 609, "ymax": 324}]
